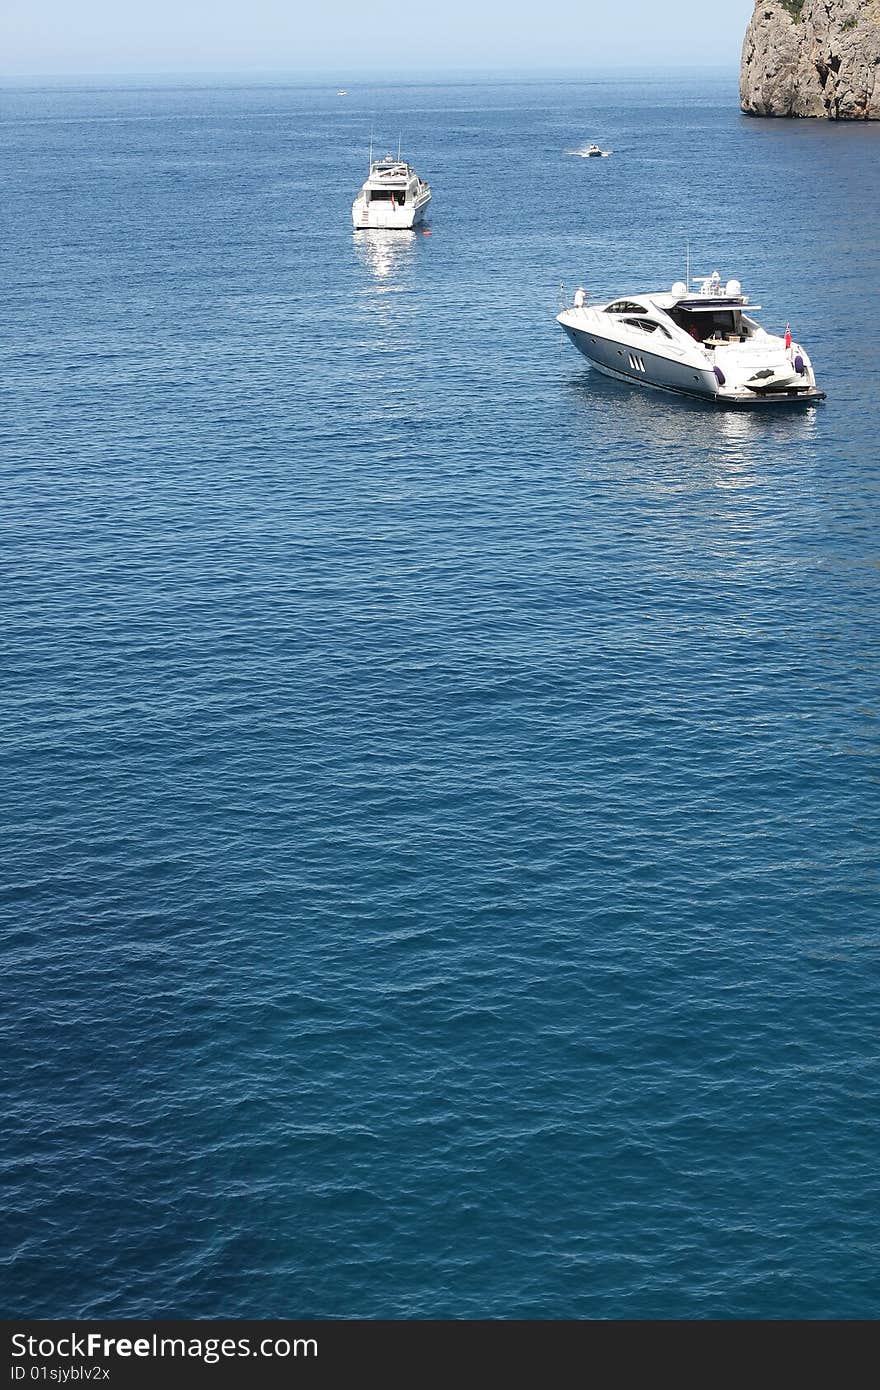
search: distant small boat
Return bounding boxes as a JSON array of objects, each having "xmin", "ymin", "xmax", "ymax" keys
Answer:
[
  {"xmin": 336, "ymin": 89, "xmax": 348, "ymax": 96},
  {"xmin": 561, "ymin": 143, "xmax": 611, "ymax": 158}
]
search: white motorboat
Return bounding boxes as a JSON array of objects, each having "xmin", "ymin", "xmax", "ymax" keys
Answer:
[
  {"xmin": 556, "ymin": 270, "xmax": 825, "ymax": 406},
  {"xmin": 582, "ymin": 144, "xmax": 608, "ymax": 157},
  {"xmin": 352, "ymin": 153, "xmax": 431, "ymax": 230}
]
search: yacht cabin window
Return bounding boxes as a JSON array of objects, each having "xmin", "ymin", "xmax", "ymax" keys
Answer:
[
  {"xmin": 668, "ymin": 307, "xmax": 747, "ymax": 343},
  {"xmin": 369, "ymin": 189, "xmax": 406, "ymax": 203},
  {"xmin": 622, "ymin": 317, "xmax": 671, "ymax": 338}
]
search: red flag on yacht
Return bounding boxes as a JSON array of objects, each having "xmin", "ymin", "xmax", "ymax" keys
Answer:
[{"xmin": 784, "ymin": 324, "xmax": 792, "ymax": 348}]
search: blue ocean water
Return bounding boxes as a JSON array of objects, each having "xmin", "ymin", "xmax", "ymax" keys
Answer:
[{"xmin": 2, "ymin": 71, "xmax": 879, "ymax": 1320}]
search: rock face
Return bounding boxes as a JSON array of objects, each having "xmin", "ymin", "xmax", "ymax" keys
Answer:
[{"xmin": 740, "ymin": 1, "xmax": 880, "ymax": 118}]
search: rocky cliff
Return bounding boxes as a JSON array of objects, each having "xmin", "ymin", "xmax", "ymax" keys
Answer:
[{"xmin": 740, "ymin": 1, "xmax": 880, "ymax": 117}]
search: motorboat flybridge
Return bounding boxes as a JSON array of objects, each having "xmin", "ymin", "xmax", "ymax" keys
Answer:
[
  {"xmin": 352, "ymin": 153, "xmax": 431, "ymax": 230},
  {"xmin": 556, "ymin": 271, "xmax": 825, "ymax": 406}
]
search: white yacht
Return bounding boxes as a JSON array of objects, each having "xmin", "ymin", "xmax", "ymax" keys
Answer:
[
  {"xmin": 557, "ymin": 271, "xmax": 825, "ymax": 406},
  {"xmin": 352, "ymin": 153, "xmax": 431, "ymax": 231}
]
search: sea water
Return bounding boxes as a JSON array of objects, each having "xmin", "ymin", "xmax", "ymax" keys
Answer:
[{"xmin": 2, "ymin": 72, "xmax": 879, "ymax": 1318}]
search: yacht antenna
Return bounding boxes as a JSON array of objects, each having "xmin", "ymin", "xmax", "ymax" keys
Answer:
[{"xmin": 368, "ymin": 128, "xmax": 373, "ymax": 171}]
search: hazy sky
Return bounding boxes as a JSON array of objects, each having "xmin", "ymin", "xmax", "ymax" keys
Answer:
[{"xmin": 1, "ymin": 1, "xmax": 755, "ymax": 77}]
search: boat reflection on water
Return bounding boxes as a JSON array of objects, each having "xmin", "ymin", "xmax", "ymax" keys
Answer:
[
  {"xmin": 352, "ymin": 230, "xmax": 421, "ymax": 362},
  {"xmin": 353, "ymin": 228, "xmax": 418, "ymax": 283},
  {"xmin": 565, "ymin": 369, "xmax": 820, "ymax": 489}
]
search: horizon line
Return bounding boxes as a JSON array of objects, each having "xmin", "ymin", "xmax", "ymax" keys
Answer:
[{"xmin": 0, "ymin": 61, "xmax": 741, "ymax": 84}]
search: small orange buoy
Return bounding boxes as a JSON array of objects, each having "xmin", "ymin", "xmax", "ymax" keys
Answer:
[{"xmin": 423, "ymin": 229, "xmax": 432, "ymax": 235}]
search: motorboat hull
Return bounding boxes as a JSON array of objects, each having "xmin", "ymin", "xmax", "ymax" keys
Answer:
[
  {"xmin": 560, "ymin": 322, "xmax": 824, "ymax": 407},
  {"xmin": 561, "ymin": 322, "xmax": 718, "ymax": 397}
]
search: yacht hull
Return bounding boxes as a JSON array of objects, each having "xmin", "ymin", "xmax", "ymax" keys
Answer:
[
  {"xmin": 561, "ymin": 323, "xmax": 719, "ymax": 398},
  {"xmin": 561, "ymin": 323, "xmax": 824, "ymax": 407},
  {"xmin": 352, "ymin": 193, "xmax": 431, "ymax": 231}
]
